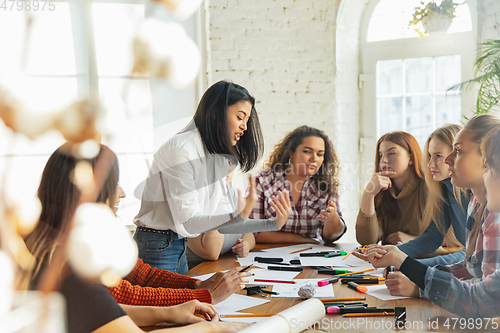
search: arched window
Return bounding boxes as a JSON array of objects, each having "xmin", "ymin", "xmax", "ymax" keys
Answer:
[{"xmin": 359, "ymin": 0, "xmax": 477, "ymax": 182}]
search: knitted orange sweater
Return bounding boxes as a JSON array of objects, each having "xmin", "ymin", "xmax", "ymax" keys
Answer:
[{"xmin": 108, "ymin": 259, "xmax": 212, "ymax": 306}]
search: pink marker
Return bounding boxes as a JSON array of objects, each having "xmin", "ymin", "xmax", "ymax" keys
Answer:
[
  {"xmin": 326, "ymin": 306, "xmax": 341, "ymax": 314},
  {"xmin": 317, "ymin": 277, "xmax": 339, "ymax": 287}
]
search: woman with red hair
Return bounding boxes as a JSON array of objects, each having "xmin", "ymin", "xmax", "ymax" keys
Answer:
[{"xmin": 356, "ymin": 131, "xmax": 427, "ymax": 246}]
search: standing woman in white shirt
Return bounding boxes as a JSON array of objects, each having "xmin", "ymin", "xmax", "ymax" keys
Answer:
[{"xmin": 134, "ymin": 81, "xmax": 291, "ymax": 274}]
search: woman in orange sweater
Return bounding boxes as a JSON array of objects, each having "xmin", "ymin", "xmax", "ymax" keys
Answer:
[{"xmin": 22, "ymin": 143, "xmax": 250, "ymax": 309}]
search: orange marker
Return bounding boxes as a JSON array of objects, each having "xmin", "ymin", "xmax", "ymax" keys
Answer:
[{"xmin": 347, "ymin": 281, "xmax": 367, "ymax": 293}]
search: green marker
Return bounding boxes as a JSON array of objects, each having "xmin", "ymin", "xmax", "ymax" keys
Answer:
[{"xmin": 261, "ymin": 289, "xmax": 279, "ymax": 295}]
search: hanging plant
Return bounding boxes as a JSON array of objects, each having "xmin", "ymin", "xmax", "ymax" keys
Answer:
[{"xmin": 409, "ymin": 0, "xmax": 463, "ymax": 37}]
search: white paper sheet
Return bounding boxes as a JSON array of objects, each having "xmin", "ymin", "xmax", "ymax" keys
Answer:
[
  {"xmin": 247, "ymin": 267, "xmax": 300, "ymax": 284},
  {"xmin": 270, "ymin": 279, "xmax": 334, "ymax": 298},
  {"xmin": 220, "ymin": 313, "xmax": 269, "ymax": 324},
  {"xmin": 364, "ymin": 284, "xmax": 412, "ymax": 301},
  {"xmin": 214, "ymin": 294, "xmax": 270, "ymax": 314}
]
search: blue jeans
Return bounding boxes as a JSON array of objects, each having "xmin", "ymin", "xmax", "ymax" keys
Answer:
[{"xmin": 133, "ymin": 228, "xmax": 189, "ymax": 274}]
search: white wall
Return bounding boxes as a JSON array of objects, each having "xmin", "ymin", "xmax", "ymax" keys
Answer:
[{"xmin": 478, "ymin": 0, "xmax": 500, "ymax": 41}]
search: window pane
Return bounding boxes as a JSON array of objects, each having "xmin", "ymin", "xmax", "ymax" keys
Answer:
[
  {"xmin": 406, "ymin": 96, "xmax": 433, "ymax": 148},
  {"xmin": 0, "ymin": 11, "xmax": 25, "ymax": 74},
  {"xmin": 436, "ymin": 94, "xmax": 461, "ymax": 127},
  {"xmin": 448, "ymin": 3, "xmax": 473, "ymax": 33},
  {"xmin": 378, "ymin": 60, "xmax": 402, "ymax": 95},
  {"xmin": 435, "ymin": 55, "xmax": 461, "ymax": 91},
  {"xmin": 25, "ymin": 4, "xmax": 77, "ymax": 75},
  {"xmin": 99, "ymin": 78, "xmax": 154, "ymax": 154},
  {"xmin": 379, "ymin": 97, "xmax": 402, "ymax": 135},
  {"xmin": 406, "ymin": 57, "xmax": 432, "ymax": 93},
  {"xmin": 368, "ymin": 0, "xmax": 472, "ymax": 42},
  {"xmin": 93, "ymin": 4, "xmax": 145, "ymax": 76}
]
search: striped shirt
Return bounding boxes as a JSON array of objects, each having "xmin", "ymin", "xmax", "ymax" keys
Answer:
[{"xmin": 250, "ymin": 167, "xmax": 346, "ymax": 241}]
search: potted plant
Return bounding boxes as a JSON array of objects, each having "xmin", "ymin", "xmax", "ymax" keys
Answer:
[{"xmin": 409, "ymin": 0, "xmax": 463, "ymax": 37}]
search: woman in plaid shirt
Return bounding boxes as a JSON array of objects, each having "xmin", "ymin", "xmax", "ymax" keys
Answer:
[
  {"xmin": 366, "ymin": 115, "xmax": 500, "ymax": 318},
  {"xmin": 251, "ymin": 126, "xmax": 347, "ymax": 244}
]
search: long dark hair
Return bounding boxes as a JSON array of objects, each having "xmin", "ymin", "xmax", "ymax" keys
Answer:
[
  {"xmin": 194, "ymin": 80, "xmax": 264, "ymax": 172},
  {"xmin": 20, "ymin": 143, "xmax": 118, "ymax": 289},
  {"xmin": 263, "ymin": 126, "xmax": 340, "ymax": 197}
]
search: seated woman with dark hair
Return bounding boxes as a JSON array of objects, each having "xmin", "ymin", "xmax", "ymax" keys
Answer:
[{"xmin": 21, "ymin": 143, "xmax": 249, "ymax": 333}]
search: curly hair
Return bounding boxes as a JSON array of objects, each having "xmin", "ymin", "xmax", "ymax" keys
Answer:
[{"xmin": 263, "ymin": 125, "xmax": 340, "ymax": 197}]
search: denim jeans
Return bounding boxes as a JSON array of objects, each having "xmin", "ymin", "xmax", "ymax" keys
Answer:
[{"xmin": 133, "ymin": 228, "xmax": 189, "ymax": 274}]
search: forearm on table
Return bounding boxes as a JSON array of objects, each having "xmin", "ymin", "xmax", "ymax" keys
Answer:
[
  {"xmin": 322, "ymin": 215, "xmax": 346, "ymax": 241},
  {"xmin": 255, "ymin": 231, "xmax": 316, "ymax": 244},
  {"xmin": 242, "ymin": 233, "xmax": 256, "ymax": 250},
  {"xmin": 119, "ymin": 304, "xmax": 171, "ymax": 327},
  {"xmin": 355, "ymin": 212, "xmax": 382, "ymax": 246},
  {"xmin": 187, "ymin": 232, "xmax": 224, "ymax": 261}
]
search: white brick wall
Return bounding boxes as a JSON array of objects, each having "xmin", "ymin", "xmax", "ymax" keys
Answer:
[
  {"xmin": 205, "ymin": 0, "xmax": 368, "ymax": 243},
  {"xmin": 478, "ymin": 0, "xmax": 500, "ymax": 41}
]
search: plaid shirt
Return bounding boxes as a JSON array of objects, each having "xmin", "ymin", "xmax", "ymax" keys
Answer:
[
  {"xmin": 446, "ymin": 195, "xmax": 500, "ymax": 283},
  {"xmin": 422, "ymin": 266, "xmax": 500, "ymax": 318},
  {"xmin": 250, "ymin": 167, "xmax": 345, "ymax": 240}
]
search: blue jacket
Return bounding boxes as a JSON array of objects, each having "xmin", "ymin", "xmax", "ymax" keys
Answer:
[{"xmin": 398, "ymin": 178, "xmax": 470, "ymax": 265}]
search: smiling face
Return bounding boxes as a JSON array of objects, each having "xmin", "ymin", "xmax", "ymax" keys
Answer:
[
  {"xmin": 227, "ymin": 100, "xmax": 252, "ymax": 146},
  {"xmin": 289, "ymin": 136, "xmax": 325, "ymax": 177},
  {"xmin": 427, "ymin": 138, "xmax": 453, "ymax": 182},
  {"xmin": 444, "ymin": 129, "xmax": 486, "ymax": 190},
  {"xmin": 378, "ymin": 140, "xmax": 412, "ymax": 179}
]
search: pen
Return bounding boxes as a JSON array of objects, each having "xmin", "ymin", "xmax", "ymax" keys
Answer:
[
  {"xmin": 324, "ymin": 253, "xmax": 342, "ymax": 258},
  {"xmin": 317, "ymin": 277, "xmax": 339, "ymax": 287},
  {"xmin": 254, "ymin": 279, "xmax": 296, "ymax": 284},
  {"xmin": 347, "ymin": 281, "xmax": 367, "ymax": 293},
  {"xmin": 343, "ymin": 312, "xmax": 395, "ymax": 317},
  {"xmin": 323, "ymin": 302, "xmax": 365, "ymax": 306},
  {"xmin": 254, "ymin": 257, "xmax": 283, "ymax": 263},
  {"xmin": 341, "ymin": 278, "xmax": 380, "ymax": 284},
  {"xmin": 320, "ymin": 297, "xmax": 366, "ymax": 302},
  {"xmin": 340, "ymin": 308, "xmax": 394, "ymax": 314},
  {"xmin": 335, "ymin": 269, "xmax": 374, "ymax": 277},
  {"xmin": 267, "ymin": 262, "xmax": 292, "ymax": 266},
  {"xmin": 342, "ymin": 252, "xmax": 353, "ymax": 260},
  {"xmin": 239, "ymin": 265, "xmax": 253, "ymax": 273},
  {"xmin": 357, "ymin": 247, "xmax": 367, "ymax": 250},
  {"xmin": 221, "ymin": 314, "xmax": 276, "ymax": 318},
  {"xmin": 290, "ymin": 247, "xmax": 313, "ymax": 254},
  {"xmin": 267, "ymin": 266, "xmax": 303, "ymax": 272},
  {"xmin": 260, "ymin": 289, "xmax": 279, "ymax": 295}
]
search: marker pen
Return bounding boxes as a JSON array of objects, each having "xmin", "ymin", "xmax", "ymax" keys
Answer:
[
  {"xmin": 317, "ymin": 277, "xmax": 339, "ymax": 287},
  {"xmin": 267, "ymin": 266, "xmax": 303, "ymax": 272},
  {"xmin": 347, "ymin": 281, "xmax": 367, "ymax": 293},
  {"xmin": 341, "ymin": 278, "xmax": 380, "ymax": 284}
]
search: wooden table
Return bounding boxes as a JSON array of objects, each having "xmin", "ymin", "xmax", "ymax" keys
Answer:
[{"xmin": 184, "ymin": 243, "xmax": 499, "ymax": 332}]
